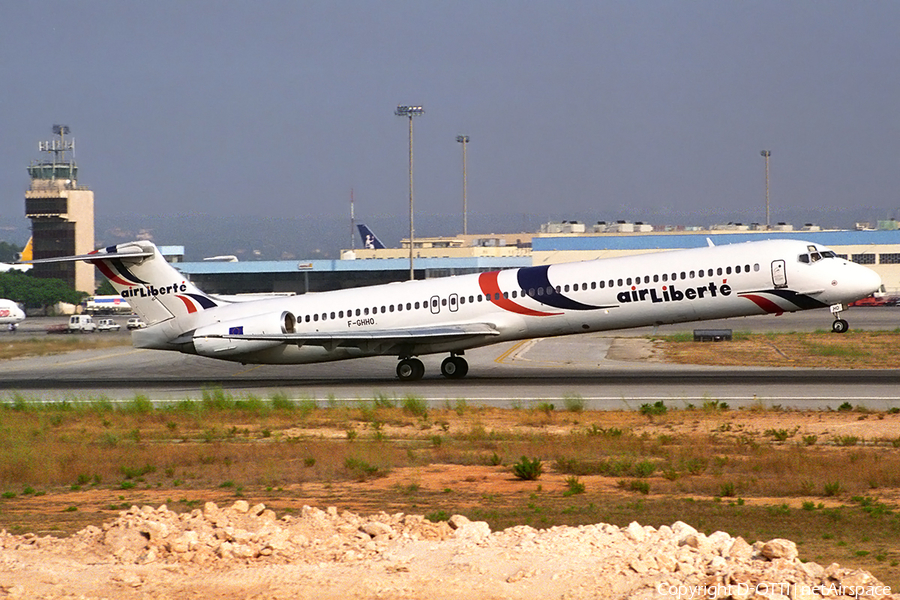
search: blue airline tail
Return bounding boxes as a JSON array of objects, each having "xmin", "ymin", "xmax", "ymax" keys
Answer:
[{"xmin": 357, "ymin": 224, "xmax": 386, "ymax": 250}]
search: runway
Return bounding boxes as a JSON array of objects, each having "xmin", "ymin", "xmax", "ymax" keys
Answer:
[{"xmin": 2, "ymin": 309, "xmax": 899, "ymax": 409}]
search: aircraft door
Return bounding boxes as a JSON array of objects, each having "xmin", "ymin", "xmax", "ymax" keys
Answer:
[
  {"xmin": 448, "ymin": 293, "xmax": 459, "ymax": 312},
  {"xmin": 429, "ymin": 295, "xmax": 440, "ymax": 315},
  {"xmin": 771, "ymin": 260, "xmax": 787, "ymax": 288}
]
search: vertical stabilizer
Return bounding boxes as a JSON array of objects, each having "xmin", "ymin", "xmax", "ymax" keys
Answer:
[
  {"xmin": 357, "ymin": 224, "xmax": 387, "ymax": 250},
  {"xmin": 86, "ymin": 241, "xmax": 220, "ymax": 325}
]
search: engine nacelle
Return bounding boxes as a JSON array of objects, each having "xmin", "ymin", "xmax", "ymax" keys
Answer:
[{"xmin": 192, "ymin": 311, "xmax": 296, "ymax": 359}]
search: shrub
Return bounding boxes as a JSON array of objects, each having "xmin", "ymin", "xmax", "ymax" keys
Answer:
[
  {"xmin": 344, "ymin": 457, "xmax": 386, "ymax": 480},
  {"xmin": 270, "ymin": 392, "xmax": 294, "ymax": 411},
  {"xmin": 563, "ymin": 476, "xmax": 585, "ymax": 496},
  {"xmin": 823, "ymin": 481, "xmax": 842, "ymax": 497},
  {"xmin": 425, "ymin": 510, "xmax": 450, "ymax": 522},
  {"xmin": 640, "ymin": 401, "xmax": 667, "ymax": 416},
  {"xmin": 512, "ymin": 456, "xmax": 543, "ymax": 481},
  {"xmin": 536, "ymin": 402, "xmax": 555, "ymax": 415},
  {"xmin": 563, "ymin": 394, "xmax": 585, "ymax": 413},
  {"xmin": 833, "ymin": 435, "xmax": 859, "ymax": 447},
  {"xmin": 373, "ymin": 393, "xmax": 396, "ymax": 409},
  {"xmin": 632, "ymin": 460, "xmax": 656, "ymax": 478},
  {"xmin": 619, "ymin": 479, "xmax": 650, "ymax": 494},
  {"xmin": 765, "ymin": 428, "xmax": 790, "ymax": 441},
  {"xmin": 402, "ymin": 395, "xmax": 428, "ymax": 418}
]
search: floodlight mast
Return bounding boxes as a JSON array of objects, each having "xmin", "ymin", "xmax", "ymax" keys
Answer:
[
  {"xmin": 760, "ymin": 150, "xmax": 771, "ymax": 229},
  {"xmin": 456, "ymin": 135, "xmax": 469, "ymax": 235},
  {"xmin": 395, "ymin": 105, "xmax": 424, "ymax": 280}
]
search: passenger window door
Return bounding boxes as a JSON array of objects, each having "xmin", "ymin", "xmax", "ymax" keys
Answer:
[
  {"xmin": 448, "ymin": 293, "xmax": 459, "ymax": 312},
  {"xmin": 430, "ymin": 295, "xmax": 440, "ymax": 315}
]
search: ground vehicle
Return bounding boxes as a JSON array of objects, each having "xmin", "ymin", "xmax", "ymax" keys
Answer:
[
  {"xmin": 83, "ymin": 295, "xmax": 131, "ymax": 315},
  {"xmin": 126, "ymin": 317, "xmax": 147, "ymax": 329},
  {"xmin": 96, "ymin": 318, "xmax": 121, "ymax": 332},
  {"xmin": 67, "ymin": 315, "xmax": 96, "ymax": 333}
]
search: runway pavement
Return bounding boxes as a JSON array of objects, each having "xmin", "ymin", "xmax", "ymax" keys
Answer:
[{"xmin": 1, "ymin": 310, "xmax": 898, "ymax": 409}]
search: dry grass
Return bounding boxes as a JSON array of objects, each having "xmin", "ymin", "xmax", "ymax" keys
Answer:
[
  {"xmin": 659, "ymin": 331, "xmax": 900, "ymax": 368},
  {"xmin": 1, "ymin": 397, "xmax": 899, "ymax": 585},
  {"xmin": 0, "ymin": 335, "xmax": 130, "ymax": 360}
]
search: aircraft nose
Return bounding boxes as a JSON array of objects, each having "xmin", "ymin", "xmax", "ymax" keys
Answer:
[
  {"xmin": 848, "ymin": 263, "xmax": 882, "ymax": 299},
  {"xmin": 862, "ymin": 265, "xmax": 882, "ymax": 294}
]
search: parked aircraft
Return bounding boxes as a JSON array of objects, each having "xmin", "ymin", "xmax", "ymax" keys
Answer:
[
  {"xmin": 357, "ymin": 224, "xmax": 386, "ymax": 250},
  {"xmin": 24, "ymin": 239, "xmax": 880, "ymax": 380},
  {"xmin": 0, "ymin": 299, "xmax": 26, "ymax": 325}
]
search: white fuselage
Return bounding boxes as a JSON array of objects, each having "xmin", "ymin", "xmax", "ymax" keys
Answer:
[
  {"xmin": 0, "ymin": 300, "xmax": 25, "ymax": 325},
  {"xmin": 132, "ymin": 239, "xmax": 881, "ymax": 364}
]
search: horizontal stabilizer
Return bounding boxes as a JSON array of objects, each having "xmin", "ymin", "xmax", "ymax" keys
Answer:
[{"xmin": 20, "ymin": 247, "xmax": 154, "ymax": 265}]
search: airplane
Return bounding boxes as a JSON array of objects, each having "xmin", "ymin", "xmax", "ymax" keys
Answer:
[
  {"xmin": 0, "ymin": 299, "xmax": 26, "ymax": 325},
  {"xmin": 23, "ymin": 238, "xmax": 880, "ymax": 380},
  {"xmin": 0, "ymin": 262, "xmax": 31, "ymax": 273},
  {"xmin": 357, "ymin": 224, "xmax": 386, "ymax": 250}
]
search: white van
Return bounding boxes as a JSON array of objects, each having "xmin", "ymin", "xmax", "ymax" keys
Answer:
[
  {"xmin": 96, "ymin": 318, "xmax": 121, "ymax": 332},
  {"xmin": 67, "ymin": 315, "xmax": 97, "ymax": 333}
]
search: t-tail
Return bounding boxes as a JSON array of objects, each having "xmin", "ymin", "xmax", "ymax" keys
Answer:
[
  {"xmin": 27, "ymin": 241, "xmax": 221, "ymax": 326},
  {"xmin": 357, "ymin": 223, "xmax": 386, "ymax": 250}
]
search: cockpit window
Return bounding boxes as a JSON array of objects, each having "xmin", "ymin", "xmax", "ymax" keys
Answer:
[{"xmin": 799, "ymin": 250, "xmax": 837, "ymax": 263}]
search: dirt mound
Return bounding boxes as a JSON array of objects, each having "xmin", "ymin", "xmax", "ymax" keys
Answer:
[{"xmin": 0, "ymin": 502, "xmax": 895, "ymax": 599}]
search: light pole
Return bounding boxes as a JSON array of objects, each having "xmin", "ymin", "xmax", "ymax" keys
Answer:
[
  {"xmin": 456, "ymin": 135, "xmax": 469, "ymax": 236},
  {"xmin": 396, "ymin": 105, "xmax": 424, "ymax": 280},
  {"xmin": 760, "ymin": 150, "xmax": 771, "ymax": 229}
]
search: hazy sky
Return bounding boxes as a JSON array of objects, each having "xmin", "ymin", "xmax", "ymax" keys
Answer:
[{"xmin": 2, "ymin": 1, "xmax": 899, "ymax": 248}]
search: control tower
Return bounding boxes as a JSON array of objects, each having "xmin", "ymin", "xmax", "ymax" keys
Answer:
[{"xmin": 25, "ymin": 125, "xmax": 95, "ymax": 293}]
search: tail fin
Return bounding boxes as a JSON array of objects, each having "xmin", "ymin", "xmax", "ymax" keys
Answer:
[
  {"xmin": 357, "ymin": 223, "xmax": 386, "ymax": 249},
  {"xmin": 26, "ymin": 241, "xmax": 221, "ymax": 326}
]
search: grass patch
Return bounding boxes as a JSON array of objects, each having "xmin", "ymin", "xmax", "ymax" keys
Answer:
[
  {"xmin": 660, "ymin": 331, "xmax": 900, "ymax": 369},
  {"xmin": 0, "ymin": 403, "xmax": 898, "ymax": 586}
]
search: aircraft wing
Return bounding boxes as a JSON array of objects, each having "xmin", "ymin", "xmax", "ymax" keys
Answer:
[{"xmin": 197, "ymin": 322, "xmax": 500, "ymax": 352}]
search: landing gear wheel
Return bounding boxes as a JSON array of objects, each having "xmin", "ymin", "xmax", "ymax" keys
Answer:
[
  {"xmin": 440, "ymin": 356, "xmax": 469, "ymax": 379},
  {"xmin": 396, "ymin": 358, "xmax": 425, "ymax": 381},
  {"xmin": 832, "ymin": 319, "xmax": 849, "ymax": 334}
]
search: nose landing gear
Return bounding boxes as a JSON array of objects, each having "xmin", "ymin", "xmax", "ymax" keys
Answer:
[{"xmin": 830, "ymin": 304, "xmax": 849, "ymax": 334}]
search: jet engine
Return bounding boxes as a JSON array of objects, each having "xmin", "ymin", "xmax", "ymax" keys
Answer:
[{"xmin": 192, "ymin": 311, "xmax": 296, "ymax": 359}]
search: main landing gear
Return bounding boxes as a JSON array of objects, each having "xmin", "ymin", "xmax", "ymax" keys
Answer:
[
  {"xmin": 830, "ymin": 303, "xmax": 849, "ymax": 334},
  {"xmin": 440, "ymin": 355, "xmax": 469, "ymax": 379},
  {"xmin": 396, "ymin": 358, "xmax": 425, "ymax": 381},
  {"xmin": 395, "ymin": 354, "xmax": 469, "ymax": 381}
]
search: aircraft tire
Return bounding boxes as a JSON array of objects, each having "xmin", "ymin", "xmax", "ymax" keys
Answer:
[
  {"xmin": 832, "ymin": 319, "xmax": 849, "ymax": 334},
  {"xmin": 397, "ymin": 358, "xmax": 425, "ymax": 381},
  {"xmin": 441, "ymin": 356, "xmax": 469, "ymax": 379}
]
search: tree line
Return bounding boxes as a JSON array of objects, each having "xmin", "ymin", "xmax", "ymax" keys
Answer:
[
  {"xmin": 0, "ymin": 270, "xmax": 88, "ymax": 311},
  {"xmin": 1, "ymin": 241, "xmax": 89, "ymax": 311}
]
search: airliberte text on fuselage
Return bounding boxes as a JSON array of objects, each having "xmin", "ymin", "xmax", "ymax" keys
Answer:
[{"xmin": 617, "ymin": 281, "xmax": 732, "ymax": 304}]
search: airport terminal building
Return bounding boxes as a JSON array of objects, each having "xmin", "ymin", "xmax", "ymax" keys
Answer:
[{"xmin": 174, "ymin": 226, "xmax": 900, "ymax": 297}]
